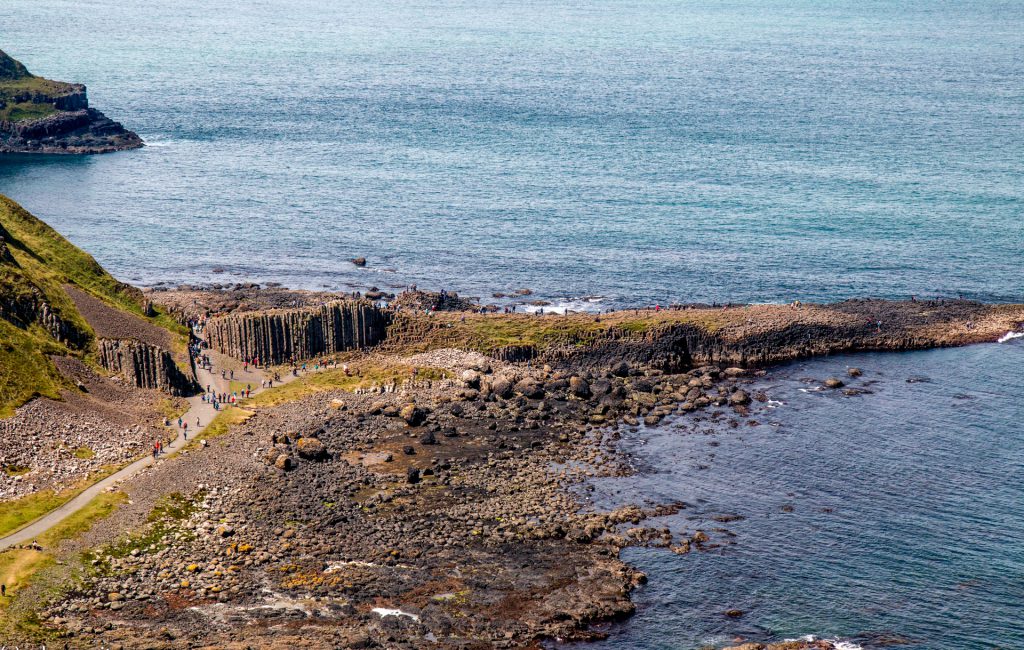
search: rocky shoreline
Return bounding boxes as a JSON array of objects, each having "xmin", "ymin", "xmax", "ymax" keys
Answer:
[{"xmin": 2, "ymin": 285, "xmax": 1021, "ymax": 648}]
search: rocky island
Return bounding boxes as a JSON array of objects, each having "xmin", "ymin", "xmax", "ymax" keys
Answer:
[
  {"xmin": 0, "ymin": 196, "xmax": 1022, "ymax": 648},
  {"xmin": 0, "ymin": 49, "xmax": 141, "ymax": 154}
]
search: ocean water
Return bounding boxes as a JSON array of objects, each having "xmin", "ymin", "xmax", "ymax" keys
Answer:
[
  {"xmin": 572, "ymin": 341, "xmax": 1024, "ymax": 649},
  {"xmin": 0, "ymin": 0, "xmax": 1022, "ymax": 309}
]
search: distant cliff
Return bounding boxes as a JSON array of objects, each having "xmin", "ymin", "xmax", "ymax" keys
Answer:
[{"xmin": 0, "ymin": 49, "xmax": 142, "ymax": 154}]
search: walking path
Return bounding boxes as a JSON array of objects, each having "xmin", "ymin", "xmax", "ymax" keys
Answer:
[{"xmin": 0, "ymin": 335, "xmax": 292, "ymax": 551}]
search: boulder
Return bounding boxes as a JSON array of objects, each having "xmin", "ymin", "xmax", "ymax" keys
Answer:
[
  {"xmin": 406, "ymin": 468, "xmax": 421, "ymax": 484},
  {"xmin": 295, "ymin": 437, "xmax": 327, "ymax": 460},
  {"xmin": 491, "ymin": 378, "xmax": 514, "ymax": 399},
  {"xmin": 729, "ymin": 390, "xmax": 751, "ymax": 406},
  {"xmin": 460, "ymin": 370, "xmax": 481, "ymax": 388},
  {"xmin": 824, "ymin": 377, "xmax": 845, "ymax": 389},
  {"xmin": 514, "ymin": 379, "xmax": 545, "ymax": 400},
  {"xmin": 569, "ymin": 376, "xmax": 591, "ymax": 398},
  {"xmin": 274, "ymin": 455, "xmax": 293, "ymax": 471},
  {"xmin": 611, "ymin": 361, "xmax": 630, "ymax": 377},
  {"xmin": 400, "ymin": 403, "xmax": 427, "ymax": 426}
]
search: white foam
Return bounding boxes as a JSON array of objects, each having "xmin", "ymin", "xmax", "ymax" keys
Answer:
[
  {"xmin": 521, "ymin": 296, "xmax": 606, "ymax": 314},
  {"xmin": 372, "ymin": 607, "xmax": 420, "ymax": 622},
  {"xmin": 784, "ymin": 635, "xmax": 863, "ymax": 650},
  {"xmin": 766, "ymin": 399, "xmax": 784, "ymax": 408},
  {"xmin": 998, "ymin": 330, "xmax": 1024, "ymax": 343}
]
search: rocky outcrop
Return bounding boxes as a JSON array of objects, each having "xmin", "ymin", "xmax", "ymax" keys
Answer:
[
  {"xmin": 0, "ymin": 49, "xmax": 142, "ymax": 154},
  {"xmin": 204, "ymin": 301, "xmax": 390, "ymax": 365},
  {"xmin": 0, "ymin": 284, "xmax": 84, "ymax": 347},
  {"xmin": 96, "ymin": 339, "xmax": 197, "ymax": 396},
  {"xmin": 0, "ymin": 107, "xmax": 142, "ymax": 154}
]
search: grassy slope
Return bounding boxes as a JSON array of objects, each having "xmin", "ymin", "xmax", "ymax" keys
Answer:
[{"xmin": 0, "ymin": 194, "xmax": 187, "ymax": 417}]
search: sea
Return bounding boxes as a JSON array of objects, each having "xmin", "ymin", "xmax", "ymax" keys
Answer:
[
  {"xmin": 0, "ymin": 1, "xmax": 1021, "ymax": 648},
  {"xmin": 570, "ymin": 343, "xmax": 1024, "ymax": 650}
]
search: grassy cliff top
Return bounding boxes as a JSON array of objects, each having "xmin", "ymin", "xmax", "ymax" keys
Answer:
[
  {"xmin": 0, "ymin": 49, "xmax": 81, "ymax": 122},
  {"xmin": 0, "ymin": 195, "xmax": 186, "ymax": 416}
]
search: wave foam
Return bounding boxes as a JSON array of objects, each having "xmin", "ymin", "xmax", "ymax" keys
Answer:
[
  {"xmin": 372, "ymin": 607, "xmax": 420, "ymax": 621},
  {"xmin": 997, "ymin": 331, "xmax": 1024, "ymax": 343},
  {"xmin": 784, "ymin": 635, "xmax": 863, "ymax": 650}
]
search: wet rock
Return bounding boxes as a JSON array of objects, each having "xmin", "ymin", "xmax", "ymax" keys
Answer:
[
  {"xmin": 724, "ymin": 608, "xmax": 744, "ymax": 618},
  {"xmin": 351, "ymin": 257, "xmax": 367, "ymax": 267},
  {"xmin": 729, "ymin": 390, "xmax": 751, "ymax": 406},
  {"xmin": 847, "ymin": 367, "xmax": 863, "ymax": 377},
  {"xmin": 824, "ymin": 377, "xmax": 845, "ymax": 389},
  {"xmin": 419, "ymin": 430, "xmax": 437, "ymax": 445}
]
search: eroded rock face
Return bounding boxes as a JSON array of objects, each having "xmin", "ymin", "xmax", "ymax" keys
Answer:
[
  {"xmin": 96, "ymin": 338, "xmax": 198, "ymax": 396},
  {"xmin": 203, "ymin": 301, "xmax": 389, "ymax": 365}
]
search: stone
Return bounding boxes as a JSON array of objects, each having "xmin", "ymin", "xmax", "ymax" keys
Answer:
[
  {"xmin": 295, "ymin": 437, "xmax": 327, "ymax": 460},
  {"xmin": 729, "ymin": 390, "xmax": 751, "ymax": 406},
  {"xmin": 611, "ymin": 361, "xmax": 630, "ymax": 377},
  {"xmin": 419, "ymin": 430, "xmax": 437, "ymax": 445},
  {"xmin": 847, "ymin": 367, "xmax": 863, "ymax": 377},
  {"xmin": 351, "ymin": 257, "xmax": 367, "ymax": 267},
  {"xmin": 569, "ymin": 376, "xmax": 591, "ymax": 398},
  {"xmin": 406, "ymin": 468, "xmax": 421, "ymax": 484},
  {"xmin": 274, "ymin": 455, "xmax": 293, "ymax": 471},
  {"xmin": 824, "ymin": 377, "xmax": 845, "ymax": 388},
  {"xmin": 461, "ymin": 370, "xmax": 481, "ymax": 388},
  {"xmin": 400, "ymin": 403, "xmax": 427, "ymax": 426}
]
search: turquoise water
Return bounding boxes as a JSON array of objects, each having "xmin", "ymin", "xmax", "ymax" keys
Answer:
[
  {"xmin": 0, "ymin": 0, "xmax": 1022, "ymax": 308},
  {"xmin": 576, "ymin": 342, "xmax": 1024, "ymax": 649}
]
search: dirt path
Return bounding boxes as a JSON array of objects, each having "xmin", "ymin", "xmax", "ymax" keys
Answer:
[{"xmin": 0, "ymin": 334, "xmax": 297, "ymax": 551}]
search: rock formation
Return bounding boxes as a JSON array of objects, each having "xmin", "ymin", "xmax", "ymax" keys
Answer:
[
  {"xmin": 96, "ymin": 339, "xmax": 198, "ymax": 396},
  {"xmin": 0, "ymin": 49, "xmax": 142, "ymax": 154},
  {"xmin": 204, "ymin": 301, "xmax": 390, "ymax": 364}
]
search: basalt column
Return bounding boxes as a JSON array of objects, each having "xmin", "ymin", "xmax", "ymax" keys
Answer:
[{"xmin": 204, "ymin": 301, "xmax": 390, "ymax": 365}]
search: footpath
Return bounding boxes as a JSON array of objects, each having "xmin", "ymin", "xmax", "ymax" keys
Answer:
[{"xmin": 0, "ymin": 337, "xmax": 292, "ymax": 551}]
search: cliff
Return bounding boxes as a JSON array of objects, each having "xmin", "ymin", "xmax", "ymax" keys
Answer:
[
  {"xmin": 204, "ymin": 301, "xmax": 390, "ymax": 365},
  {"xmin": 0, "ymin": 195, "xmax": 190, "ymax": 415},
  {"xmin": 96, "ymin": 338, "xmax": 197, "ymax": 396},
  {"xmin": 0, "ymin": 49, "xmax": 142, "ymax": 154}
]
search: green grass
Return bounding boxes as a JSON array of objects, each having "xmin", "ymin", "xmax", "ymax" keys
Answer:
[
  {"xmin": 0, "ymin": 465, "xmax": 121, "ymax": 538},
  {"xmin": 105, "ymin": 492, "xmax": 201, "ymax": 559},
  {"xmin": 0, "ymin": 50, "xmax": 77, "ymax": 122},
  {"xmin": 72, "ymin": 446, "xmax": 95, "ymax": 460},
  {"xmin": 37, "ymin": 491, "xmax": 127, "ymax": 548},
  {"xmin": 0, "ymin": 102, "xmax": 57, "ymax": 123},
  {"xmin": 247, "ymin": 363, "xmax": 449, "ymax": 408},
  {"xmin": 0, "ymin": 195, "xmax": 189, "ymax": 416},
  {"xmin": 0, "ymin": 489, "xmax": 127, "ymax": 643}
]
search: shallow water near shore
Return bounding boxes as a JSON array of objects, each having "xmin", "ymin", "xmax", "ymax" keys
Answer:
[
  {"xmin": 569, "ymin": 341, "xmax": 1024, "ymax": 649},
  {"xmin": 1, "ymin": 0, "xmax": 1023, "ymax": 308}
]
